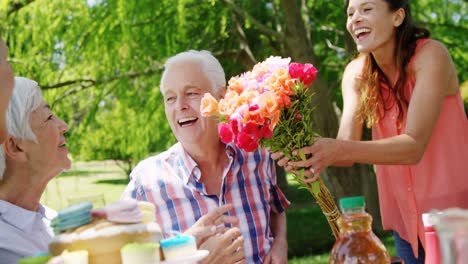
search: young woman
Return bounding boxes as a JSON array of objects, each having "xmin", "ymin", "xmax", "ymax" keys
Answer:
[{"xmin": 275, "ymin": 0, "xmax": 468, "ymax": 263}]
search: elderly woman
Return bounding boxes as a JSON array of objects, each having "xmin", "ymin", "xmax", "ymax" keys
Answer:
[{"xmin": 0, "ymin": 77, "xmax": 70, "ymax": 262}]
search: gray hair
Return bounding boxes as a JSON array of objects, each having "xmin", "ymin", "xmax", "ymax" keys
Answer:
[
  {"xmin": 160, "ymin": 50, "xmax": 226, "ymax": 94},
  {"xmin": 0, "ymin": 77, "xmax": 43, "ymax": 179}
]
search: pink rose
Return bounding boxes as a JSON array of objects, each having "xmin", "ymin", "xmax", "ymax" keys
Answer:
[
  {"xmin": 288, "ymin": 63, "xmax": 318, "ymax": 86},
  {"xmin": 248, "ymin": 104, "xmax": 259, "ymax": 112},
  {"xmin": 218, "ymin": 123, "xmax": 234, "ymax": 144},
  {"xmin": 230, "ymin": 118, "xmax": 239, "ymax": 135}
]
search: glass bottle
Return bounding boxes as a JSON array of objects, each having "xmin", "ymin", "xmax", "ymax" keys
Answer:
[{"xmin": 329, "ymin": 196, "xmax": 391, "ymax": 264}]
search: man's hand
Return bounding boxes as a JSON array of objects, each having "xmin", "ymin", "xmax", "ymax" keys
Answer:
[
  {"xmin": 263, "ymin": 237, "xmax": 288, "ymax": 264},
  {"xmin": 199, "ymin": 227, "xmax": 246, "ymax": 264},
  {"xmin": 184, "ymin": 204, "xmax": 238, "ymax": 246}
]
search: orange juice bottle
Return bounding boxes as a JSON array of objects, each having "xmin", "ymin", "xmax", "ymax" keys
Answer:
[{"xmin": 329, "ymin": 196, "xmax": 390, "ymax": 264}]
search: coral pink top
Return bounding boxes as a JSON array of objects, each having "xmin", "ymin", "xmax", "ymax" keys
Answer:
[{"xmin": 371, "ymin": 39, "xmax": 468, "ymax": 256}]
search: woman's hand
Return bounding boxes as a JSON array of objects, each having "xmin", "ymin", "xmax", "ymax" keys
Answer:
[
  {"xmin": 270, "ymin": 151, "xmax": 291, "ymax": 168},
  {"xmin": 287, "ymin": 138, "xmax": 342, "ymax": 182},
  {"xmin": 184, "ymin": 204, "xmax": 238, "ymax": 246}
]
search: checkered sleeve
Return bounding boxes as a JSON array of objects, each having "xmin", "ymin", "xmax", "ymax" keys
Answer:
[
  {"xmin": 267, "ymin": 153, "xmax": 290, "ymax": 213},
  {"xmin": 120, "ymin": 164, "xmax": 146, "ymax": 201}
]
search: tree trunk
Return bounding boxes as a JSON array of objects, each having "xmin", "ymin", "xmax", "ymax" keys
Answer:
[{"xmin": 280, "ymin": 0, "xmax": 383, "ymax": 232}]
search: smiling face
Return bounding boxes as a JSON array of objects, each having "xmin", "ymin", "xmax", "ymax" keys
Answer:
[
  {"xmin": 346, "ymin": 0, "xmax": 403, "ymax": 54},
  {"xmin": 22, "ymin": 101, "xmax": 71, "ymax": 178},
  {"xmin": 161, "ymin": 62, "xmax": 222, "ymax": 147}
]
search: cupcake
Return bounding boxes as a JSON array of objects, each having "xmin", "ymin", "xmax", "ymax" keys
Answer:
[
  {"xmin": 121, "ymin": 243, "xmax": 160, "ymax": 264},
  {"xmin": 160, "ymin": 235, "xmax": 197, "ymax": 260},
  {"xmin": 49, "ymin": 200, "xmax": 162, "ymax": 264}
]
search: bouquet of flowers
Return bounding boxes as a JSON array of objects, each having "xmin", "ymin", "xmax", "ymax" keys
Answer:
[{"xmin": 201, "ymin": 57, "xmax": 341, "ymax": 237}]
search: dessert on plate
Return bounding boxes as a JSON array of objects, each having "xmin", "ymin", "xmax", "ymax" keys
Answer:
[
  {"xmin": 120, "ymin": 242, "xmax": 160, "ymax": 264},
  {"xmin": 160, "ymin": 234, "xmax": 197, "ymax": 260},
  {"xmin": 49, "ymin": 200, "xmax": 162, "ymax": 264}
]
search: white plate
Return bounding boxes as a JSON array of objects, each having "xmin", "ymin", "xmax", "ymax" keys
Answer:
[{"xmin": 161, "ymin": 250, "xmax": 209, "ymax": 264}]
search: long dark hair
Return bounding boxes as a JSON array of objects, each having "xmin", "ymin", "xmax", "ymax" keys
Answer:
[{"xmin": 347, "ymin": 0, "xmax": 430, "ymax": 127}]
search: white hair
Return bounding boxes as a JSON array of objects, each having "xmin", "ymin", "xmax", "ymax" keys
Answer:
[
  {"xmin": 0, "ymin": 77, "xmax": 43, "ymax": 180},
  {"xmin": 160, "ymin": 50, "xmax": 226, "ymax": 94}
]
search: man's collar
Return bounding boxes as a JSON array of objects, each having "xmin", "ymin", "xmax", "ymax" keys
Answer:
[
  {"xmin": 175, "ymin": 143, "xmax": 200, "ymax": 184},
  {"xmin": 174, "ymin": 142, "xmax": 237, "ymax": 184},
  {"xmin": 0, "ymin": 200, "xmax": 41, "ymax": 233}
]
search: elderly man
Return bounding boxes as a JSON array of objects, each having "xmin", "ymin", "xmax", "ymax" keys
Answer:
[
  {"xmin": 122, "ymin": 50, "xmax": 289, "ymax": 264},
  {"xmin": 0, "ymin": 77, "xmax": 70, "ymax": 262},
  {"xmin": 0, "ymin": 36, "xmax": 15, "ymax": 143}
]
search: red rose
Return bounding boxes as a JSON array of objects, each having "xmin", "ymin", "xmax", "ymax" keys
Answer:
[
  {"xmin": 288, "ymin": 62, "xmax": 318, "ymax": 86},
  {"xmin": 260, "ymin": 125, "xmax": 273, "ymax": 139},
  {"xmin": 236, "ymin": 122, "xmax": 261, "ymax": 152},
  {"xmin": 236, "ymin": 131, "xmax": 259, "ymax": 152}
]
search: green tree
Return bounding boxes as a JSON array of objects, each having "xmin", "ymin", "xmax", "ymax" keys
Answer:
[{"xmin": 1, "ymin": 0, "xmax": 466, "ymax": 235}]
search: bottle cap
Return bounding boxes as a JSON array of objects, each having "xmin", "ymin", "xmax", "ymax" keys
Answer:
[{"xmin": 339, "ymin": 196, "xmax": 365, "ymax": 209}]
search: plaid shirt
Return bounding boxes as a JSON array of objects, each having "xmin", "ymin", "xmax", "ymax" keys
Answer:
[{"xmin": 122, "ymin": 142, "xmax": 290, "ymax": 263}]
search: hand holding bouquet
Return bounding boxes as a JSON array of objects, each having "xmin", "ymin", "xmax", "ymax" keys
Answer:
[{"xmin": 201, "ymin": 57, "xmax": 341, "ymax": 237}]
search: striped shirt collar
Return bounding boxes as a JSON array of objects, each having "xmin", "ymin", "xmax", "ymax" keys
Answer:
[{"xmin": 174, "ymin": 142, "xmax": 237, "ymax": 184}]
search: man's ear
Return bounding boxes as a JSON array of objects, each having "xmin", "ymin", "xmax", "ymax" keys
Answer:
[
  {"xmin": 3, "ymin": 136, "xmax": 27, "ymax": 162},
  {"xmin": 393, "ymin": 8, "xmax": 405, "ymax": 27}
]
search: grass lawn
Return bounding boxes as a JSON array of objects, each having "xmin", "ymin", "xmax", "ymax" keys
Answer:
[
  {"xmin": 41, "ymin": 161, "xmax": 396, "ymax": 263},
  {"xmin": 41, "ymin": 161, "xmax": 128, "ymax": 210}
]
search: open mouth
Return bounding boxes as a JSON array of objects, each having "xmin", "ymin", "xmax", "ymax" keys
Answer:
[
  {"xmin": 354, "ymin": 28, "xmax": 371, "ymax": 40},
  {"xmin": 59, "ymin": 143, "xmax": 66, "ymax": 147},
  {"xmin": 178, "ymin": 117, "xmax": 198, "ymax": 127}
]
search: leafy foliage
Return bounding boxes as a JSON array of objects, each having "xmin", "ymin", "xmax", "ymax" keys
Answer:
[{"xmin": 0, "ymin": 0, "xmax": 465, "ymax": 219}]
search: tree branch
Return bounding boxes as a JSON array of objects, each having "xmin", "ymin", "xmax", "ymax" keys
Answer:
[
  {"xmin": 43, "ymin": 66, "xmax": 162, "ymax": 104},
  {"xmin": 325, "ymin": 39, "xmax": 346, "ymax": 54},
  {"xmin": 7, "ymin": 0, "xmax": 36, "ymax": 16},
  {"xmin": 230, "ymin": 11, "xmax": 257, "ymax": 66},
  {"xmin": 214, "ymin": 49, "xmax": 256, "ymax": 69},
  {"xmin": 41, "ymin": 79, "xmax": 97, "ymax": 90},
  {"xmin": 42, "ymin": 66, "xmax": 161, "ymax": 90},
  {"xmin": 301, "ymin": 0, "xmax": 311, "ymax": 43},
  {"xmin": 223, "ymin": 0, "xmax": 284, "ymax": 41}
]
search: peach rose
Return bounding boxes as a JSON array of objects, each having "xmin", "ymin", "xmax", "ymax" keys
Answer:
[{"xmin": 200, "ymin": 93, "xmax": 219, "ymax": 116}]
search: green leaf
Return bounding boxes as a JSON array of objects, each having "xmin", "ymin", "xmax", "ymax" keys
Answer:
[
  {"xmin": 298, "ymin": 149, "xmax": 306, "ymax": 161},
  {"xmin": 312, "ymin": 181, "xmax": 320, "ymax": 196}
]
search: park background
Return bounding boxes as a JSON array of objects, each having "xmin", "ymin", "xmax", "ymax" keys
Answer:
[{"xmin": 1, "ymin": 0, "xmax": 467, "ymax": 262}]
